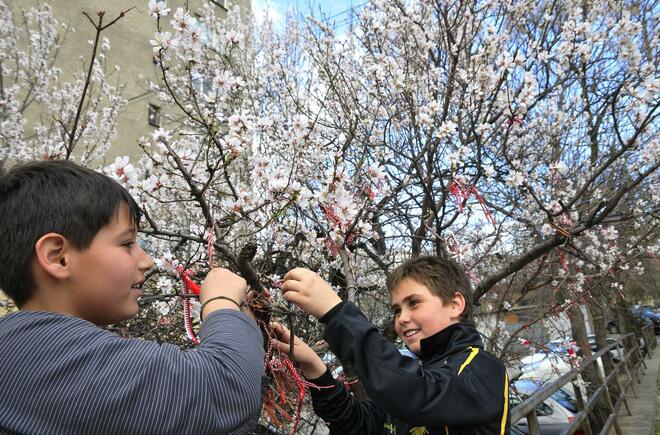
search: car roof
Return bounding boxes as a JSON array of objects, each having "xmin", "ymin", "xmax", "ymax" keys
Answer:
[{"xmin": 512, "ymin": 379, "xmax": 546, "ymax": 393}]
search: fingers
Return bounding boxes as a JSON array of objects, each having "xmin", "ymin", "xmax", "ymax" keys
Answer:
[
  {"xmin": 280, "ymin": 275, "xmax": 307, "ymax": 305},
  {"xmin": 271, "ymin": 338, "xmax": 292, "ymax": 354},
  {"xmin": 283, "ymin": 267, "xmax": 307, "ymax": 281},
  {"xmin": 268, "ymin": 326, "xmax": 328, "ymax": 378},
  {"xmin": 270, "ymin": 335, "xmax": 307, "ymax": 357},
  {"xmin": 269, "ymin": 323, "xmax": 295, "ymax": 355},
  {"xmin": 281, "ymin": 288, "xmax": 304, "ymax": 305},
  {"xmin": 280, "ymin": 279, "xmax": 303, "ymax": 294},
  {"xmin": 247, "ymin": 287, "xmax": 271, "ymax": 299},
  {"xmin": 280, "ymin": 269, "xmax": 313, "ymax": 302},
  {"xmin": 280, "ymin": 267, "xmax": 340, "ymax": 318},
  {"xmin": 270, "ymin": 322, "xmax": 289, "ymax": 341}
]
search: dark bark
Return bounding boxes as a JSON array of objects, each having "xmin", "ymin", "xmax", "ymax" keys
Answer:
[
  {"xmin": 563, "ymin": 290, "xmax": 608, "ymax": 432},
  {"xmin": 588, "ymin": 290, "xmax": 621, "ymax": 398}
]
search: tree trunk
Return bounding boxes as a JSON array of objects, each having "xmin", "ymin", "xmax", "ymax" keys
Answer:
[
  {"xmin": 589, "ymin": 288, "xmax": 621, "ymax": 398},
  {"xmin": 560, "ymin": 287, "xmax": 609, "ymax": 432},
  {"xmin": 615, "ymin": 297, "xmax": 648, "ymax": 358}
]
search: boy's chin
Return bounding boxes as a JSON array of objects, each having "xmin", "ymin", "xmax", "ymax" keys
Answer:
[
  {"xmin": 122, "ymin": 306, "xmax": 140, "ymax": 323},
  {"xmin": 406, "ymin": 343, "xmax": 421, "ymax": 354},
  {"xmin": 96, "ymin": 308, "xmax": 138, "ymax": 326}
]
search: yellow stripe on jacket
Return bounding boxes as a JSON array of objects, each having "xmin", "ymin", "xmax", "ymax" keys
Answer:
[
  {"xmin": 500, "ymin": 372, "xmax": 509, "ymax": 435},
  {"xmin": 457, "ymin": 346, "xmax": 479, "ymax": 375}
]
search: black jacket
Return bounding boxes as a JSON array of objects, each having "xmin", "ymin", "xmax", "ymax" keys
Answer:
[{"xmin": 309, "ymin": 301, "xmax": 510, "ymax": 435}]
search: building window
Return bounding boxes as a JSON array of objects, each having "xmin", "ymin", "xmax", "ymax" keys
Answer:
[
  {"xmin": 148, "ymin": 104, "xmax": 161, "ymax": 127},
  {"xmin": 192, "ymin": 72, "xmax": 214, "ymax": 95}
]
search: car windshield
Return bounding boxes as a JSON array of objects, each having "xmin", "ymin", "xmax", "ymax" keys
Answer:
[
  {"xmin": 546, "ymin": 341, "xmax": 569, "ymax": 353},
  {"xmin": 513, "ymin": 380, "xmax": 578, "ymax": 413},
  {"xmin": 551, "ymin": 388, "xmax": 579, "ymax": 413},
  {"xmin": 509, "ymin": 390, "xmax": 554, "ymax": 417}
]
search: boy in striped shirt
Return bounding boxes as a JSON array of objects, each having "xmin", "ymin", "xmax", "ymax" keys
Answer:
[{"xmin": 0, "ymin": 160, "xmax": 264, "ymax": 434}]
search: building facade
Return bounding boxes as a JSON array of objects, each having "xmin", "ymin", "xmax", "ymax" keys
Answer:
[
  {"xmin": 0, "ymin": 0, "xmax": 251, "ymax": 306},
  {"xmin": 16, "ymin": 0, "xmax": 251, "ymax": 160}
]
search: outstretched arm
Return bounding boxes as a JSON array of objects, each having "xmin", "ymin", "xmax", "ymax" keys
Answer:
[
  {"xmin": 271, "ymin": 322, "xmax": 387, "ymax": 434},
  {"xmin": 322, "ymin": 301, "xmax": 507, "ymax": 427},
  {"xmin": 270, "ymin": 322, "xmax": 327, "ymax": 379}
]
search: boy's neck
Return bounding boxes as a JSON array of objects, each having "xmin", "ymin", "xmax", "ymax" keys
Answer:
[
  {"xmin": 21, "ymin": 284, "xmax": 78, "ymax": 319},
  {"xmin": 22, "ymin": 296, "xmax": 71, "ymax": 317}
]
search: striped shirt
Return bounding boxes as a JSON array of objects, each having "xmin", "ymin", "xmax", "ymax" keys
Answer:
[{"xmin": 0, "ymin": 309, "xmax": 264, "ymax": 434}]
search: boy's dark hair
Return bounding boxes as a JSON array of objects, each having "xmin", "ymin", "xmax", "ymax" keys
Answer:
[
  {"xmin": 0, "ymin": 160, "xmax": 141, "ymax": 307},
  {"xmin": 387, "ymin": 255, "xmax": 473, "ymax": 323}
]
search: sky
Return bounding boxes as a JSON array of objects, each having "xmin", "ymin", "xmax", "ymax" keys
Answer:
[{"xmin": 250, "ymin": 0, "xmax": 367, "ymax": 30}]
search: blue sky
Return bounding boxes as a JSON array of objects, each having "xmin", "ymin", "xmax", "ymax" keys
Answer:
[{"xmin": 250, "ymin": 0, "xmax": 366, "ymax": 30}]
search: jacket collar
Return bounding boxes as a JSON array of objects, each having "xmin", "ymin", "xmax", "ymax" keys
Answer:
[{"xmin": 419, "ymin": 322, "xmax": 483, "ymax": 361}]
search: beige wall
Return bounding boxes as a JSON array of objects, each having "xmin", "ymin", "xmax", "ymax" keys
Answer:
[
  {"xmin": 0, "ymin": 0, "xmax": 250, "ymax": 309},
  {"xmin": 0, "ymin": 296, "xmax": 14, "ymax": 315},
  {"xmin": 15, "ymin": 0, "xmax": 250, "ymax": 161}
]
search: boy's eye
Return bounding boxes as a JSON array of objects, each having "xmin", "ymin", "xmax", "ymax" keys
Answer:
[
  {"xmin": 392, "ymin": 307, "xmax": 401, "ymax": 317},
  {"xmin": 409, "ymin": 299, "xmax": 419, "ymax": 307},
  {"xmin": 123, "ymin": 241, "xmax": 136, "ymax": 249}
]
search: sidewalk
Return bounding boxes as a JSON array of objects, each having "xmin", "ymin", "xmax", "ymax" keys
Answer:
[{"xmin": 609, "ymin": 338, "xmax": 659, "ymax": 435}]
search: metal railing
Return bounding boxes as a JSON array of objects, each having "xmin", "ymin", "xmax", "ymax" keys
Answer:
[{"xmin": 510, "ymin": 324, "xmax": 655, "ymax": 435}]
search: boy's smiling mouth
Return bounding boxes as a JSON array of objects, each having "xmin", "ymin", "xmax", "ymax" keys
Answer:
[{"xmin": 404, "ymin": 329, "xmax": 420, "ymax": 338}]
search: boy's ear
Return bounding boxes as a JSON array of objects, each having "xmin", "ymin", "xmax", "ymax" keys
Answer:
[
  {"xmin": 34, "ymin": 233, "xmax": 72, "ymax": 280},
  {"xmin": 449, "ymin": 292, "xmax": 466, "ymax": 320}
]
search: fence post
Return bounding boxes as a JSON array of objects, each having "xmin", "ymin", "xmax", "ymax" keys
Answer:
[
  {"xmin": 572, "ymin": 380, "xmax": 593, "ymax": 435},
  {"xmin": 525, "ymin": 409, "xmax": 541, "ymax": 435},
  {"xmin": 509, "ymin": 332, "xmax": 654, "ymax": 435},
  {"xmin": 622, "ymin": 335, "xmax": 641, "ymax": 399},
  {"xmin": 601, "ymin": 374, "xmax": 623, "ymax": 435}
]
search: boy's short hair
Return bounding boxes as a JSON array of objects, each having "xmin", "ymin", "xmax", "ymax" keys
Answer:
[
  {"xmin": 387, "ymin": 255, "xmax": 473, "ymax": 322},
  {"xmin": 0, "ymin": 160, "xmax": 141, "ymax": 307}
]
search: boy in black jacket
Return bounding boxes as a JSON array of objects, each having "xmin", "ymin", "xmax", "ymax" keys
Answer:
[{"xmin": 274, "ymin": 255, "xmax": 510, "ymax": 435}]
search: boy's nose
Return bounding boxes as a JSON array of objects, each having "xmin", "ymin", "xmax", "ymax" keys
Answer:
[{"xmin": 138, "ymin": 246, "xmax": 154, "ymax": 272}]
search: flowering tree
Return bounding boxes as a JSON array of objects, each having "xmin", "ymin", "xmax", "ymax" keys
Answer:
[
  {"xmin": 130, "ymin": 0, "xmax": 657, "ymax": 342},
  {"xmin": 2, "ymin": 0, "xmax": 658, "ymax": 432},
  {"xmin": 0, "ymin": 1, "xmax": 128, "ymax": 165},
  {"xmin": 122, "ymin": 1, "xmax": 658, "ymax": 430}
]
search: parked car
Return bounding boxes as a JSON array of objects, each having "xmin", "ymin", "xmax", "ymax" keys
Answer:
[
  {"xmin": 545, "ymin": 334, "xmax": 623, "ymax": 361},
  {"xmin": 519, "ymin": 334, "xmax": 623, "ymax": 382},
  {"xmin": 607, "ymin": 305, "xmax": 659, "ymax": 334},
  {"xmin": 519, "ymin": 351, "xmax": 572, "ymax": 381},
  {"xmin": 510, "ymin": 379, "xmax": 582, "ymax": 435},
  {"xmin": 633, "ymin": 305, "xmax": 660, "ymax": 334},
  {"xmin": 513, "ymin": 379, "xmax": 579, "ymax": 413}
]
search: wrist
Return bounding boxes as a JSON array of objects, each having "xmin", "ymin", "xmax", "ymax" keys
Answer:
[
  {"xmin": 301, "ymin": 358, "xmax": 328, "ymax": 379},
  {"xmin": 201, "ymin": 295, "xmax": 245, "ymax": 320},
  {"xmin": 317, "ymin": 298, "xmax": 343, "ymax": 321}
]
